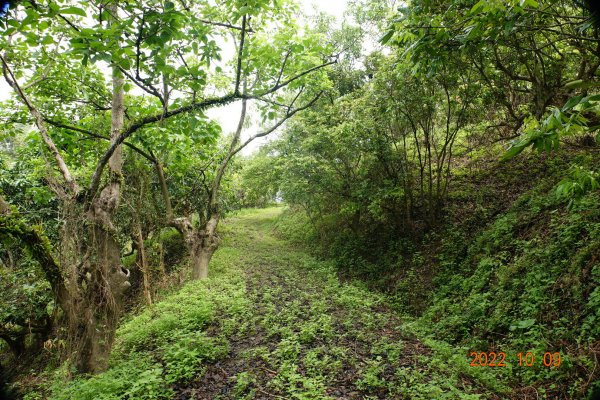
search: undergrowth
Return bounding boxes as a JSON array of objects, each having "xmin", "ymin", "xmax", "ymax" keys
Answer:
[
  {"xmin": 274, "ymin": 153, "xmax": 600, "ymax": 398},
  {"xmin": 20, "ymin": 183, "xmax": 598, "ymax": 399},
  {"xmin": 41, "ymin": 222, "xmax": 251, "ymax": 399},
  {"xmin": 25, "ymin": 208, "xmax": 505, "ymax": 399},
  {"xmin": 416, "ymin": 185, "xmax": 600, "ymax": 398}
]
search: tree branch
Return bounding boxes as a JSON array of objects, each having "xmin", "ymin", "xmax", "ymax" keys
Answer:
[
  {"xmin": 175, "ymin": 0, "xmax": 253, "ymax": 31},
  {"xmin": 88, "ymin": 58, "xmax": 336, "ymax": 201},
  {"xmin": 263, "ymin": 59, "xmax": 336, "ymax": 94},
  {"xmin": 232, "ymin": 91, "xmax": 323, "ymax": 157},
  {"xmin": 44, "ymin": 118, "xmax": 156, "ymax": 163},
  {"xmin": 0, "ymin": 54, "xmax": 80, "ymax": 196},
  {"xmin": 209, "ymin": 98, "xmax": 247, "ymax": 214},
  {"xmin": 120, "ymin": 66, "xmax": 165, "ymax": 105},
  {"xmin": 200, "ymin": 19, "xmax": 253, "ymax": 32},
  {"xmin": 0, "ymin": 195, "xmax": 69, "ymax": 311},
  {"xmin": 87, "ymin": 93, "xmax": 238, "ymax": 200},
  {"xmin": 275, "ymin": 49, "xmax": 292, "ymax": 88},
  {"xmin": 155, "ymin": 159, "xmax": 174, "ymax": 222},
  {"xmin": 235, "ymin": 14, "xmax": 247, "ymax": 95}
]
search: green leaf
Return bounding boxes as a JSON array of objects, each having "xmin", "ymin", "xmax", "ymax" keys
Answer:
[
  {"xmin": 509, "ymin": 318, "xmax": 536, "ymax": 331},
  {"xmin": 562, "ymin": 95, "xmax": 583, "ymax": 111},
  {"xmin": 470, "ymin": 0, "xmax": 486, "ymax": 14},
  {"xmin": 60, "ymin": 7, "xmax": 87, "ymax": 17},
  {"xmin": 502, "ymin": 142, "xmax": 527, "ymax": 161},
  {"xmin": 564, "ymin": 79, "xmax": 584, "ymax": 89},
  {"xmin": 585, "ymin": 94, "xmax": 600, "ymax": 102},
  {"xmin": 379, "ymin": 29, "xmax": 395, "ymax": 45},
  {"xmin": 521, "ymin": 0, "xmax": 539, "ymax": 8}
]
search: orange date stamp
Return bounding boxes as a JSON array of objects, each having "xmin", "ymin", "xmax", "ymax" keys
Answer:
[{"xmin": 469, "ymin": 351, "xmax": 562, "ymax": 367}]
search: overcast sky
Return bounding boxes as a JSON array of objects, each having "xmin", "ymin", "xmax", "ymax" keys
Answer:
[{"xmin": 0, "ymin": 0, "xmax": 351, "ymax": 155}]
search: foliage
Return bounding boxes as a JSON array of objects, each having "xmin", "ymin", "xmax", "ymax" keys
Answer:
[
  {"xmin": 230, "ymin": 149, "xmax": 282, "ymax": 208},
  {"xmin": 556, "ymin": 165, "xmax": 600, "ymax": 207},
  {"xmin": 48, "ymin": 222, "xmax": 251, "ymax": 398},
  {"xmin": 2, "ymin": 0, "xmax": 600, "ymax": 397},
  {"xmin": 415, "ymin": 167, "xmax": 600, "ymax": 397},
  {"xmin": 504, "ymin": 94, "xmax": 600, "ymax": 160},
  {"xmin": 0, "ymin": 0, "xmax": 336, "ymax": 375},
  {"xmin": 37, "ymin": 208, "xmax": 506, "ymax": 399},
  {"xmin": 50, "ymin": 356, "xmax": 171, "ymax": 400}
]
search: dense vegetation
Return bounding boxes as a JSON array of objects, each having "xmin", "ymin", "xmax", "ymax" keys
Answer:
[{"xmin": 1, "ymin": 0, "xmax": 600, "ymax": 399}]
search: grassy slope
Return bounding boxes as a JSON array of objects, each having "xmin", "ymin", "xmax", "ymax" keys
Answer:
[
  {"xmin": 45, "ymin": 207, "xmax": 506, "ymax": 400},
  {"xmin": 416, "ymin": 181, "xmax": 600, "ymax": 399}
]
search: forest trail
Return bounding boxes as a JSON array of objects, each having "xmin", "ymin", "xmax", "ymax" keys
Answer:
[{"xmin": 169, "ymin": 207, "xmax": 494, "ymax": 400}]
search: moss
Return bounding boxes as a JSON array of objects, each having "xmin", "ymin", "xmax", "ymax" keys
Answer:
[
  {"xmin": 0, "ymin": 210, "xmax": 63, "ymax": 295},
  {"xmin": 121, "ymin": 253, "xmax": 137, "ymax": 269}
]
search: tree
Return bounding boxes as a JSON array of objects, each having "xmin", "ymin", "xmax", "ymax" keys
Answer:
[
  {"xmin": 382, "ymin": 0, "xmax": 600, "ymax": 142},
  {"xmin": 0, "ymin": 0, "xmax": 333, "ymax": 373}
]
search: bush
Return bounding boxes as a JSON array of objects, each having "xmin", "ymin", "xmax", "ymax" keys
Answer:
[{"xmin": 51, "ymin": 356, "xmax": 171, "ymax": 400}]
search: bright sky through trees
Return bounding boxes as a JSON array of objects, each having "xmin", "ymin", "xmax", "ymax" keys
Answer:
[{"xmin": 207, "ymin": 0, "xmax": 349, "ymax": 154}]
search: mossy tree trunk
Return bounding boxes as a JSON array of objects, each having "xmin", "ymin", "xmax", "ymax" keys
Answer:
[{"xmin": 74, "ymin": 30, "xmax": 129, "ymax": 372}]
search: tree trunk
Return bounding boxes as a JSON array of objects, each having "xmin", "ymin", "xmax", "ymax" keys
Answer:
[
  {"xmin": 183, "ymin": 220, "xmax": 219, "ymax": 281},
  {"xmin": 134, "ymin": 218, "xmax": 152, "ymax": 305},
  {"xmin": 132, "ymin": 171, "xmax": 152, "ymax": 305},
  {"xmin": 172, "ymin": 212, "xmax": 220, "ymax": 281},
  {"xmin": 74, "ymin": 6, "xmax": 129, "ymax": 372},
  {"xmin": 0, "ymin": 58, "xmax": 124, "ymax": 373},
  {"xmin": 190, "ymin": 246, "xmax": 214, "ymax": 280},
  {"xmin": 158, "ymin": 240, "xmax": 166, "ymax": 278},
  {"xmin": 180, "ymin": 100, "xmax": 247, "ymax": 281}
]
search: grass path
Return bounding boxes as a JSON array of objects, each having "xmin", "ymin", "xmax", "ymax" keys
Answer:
[
  {"xmin": 50, "ymin": 207, "xmax": 502, "ymax": 400},
  {"xmin": 172, "ymin": 208, "xmax": 495, "ymax": 400}
]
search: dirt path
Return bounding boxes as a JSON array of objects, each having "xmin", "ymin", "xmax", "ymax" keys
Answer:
[{"xmin": 174, "ymin": 208, "xmax": 493, "ymax": 400}]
